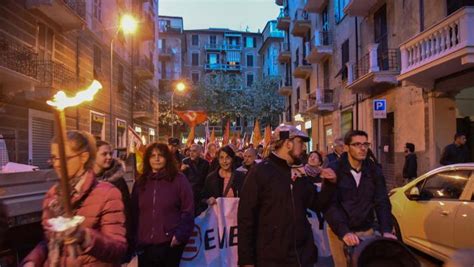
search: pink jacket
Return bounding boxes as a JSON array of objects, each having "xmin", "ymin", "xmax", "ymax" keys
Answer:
[{"xmin": 22, "ymin": 171, "xmax": 127, "ymax": 266}]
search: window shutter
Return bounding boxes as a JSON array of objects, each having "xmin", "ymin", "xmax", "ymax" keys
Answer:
[
  {"xmin": 253, "ymin": 37, "xmax": 257, "ymax": 48},
  {"xmin": 31, "ymin": 117, "xmax": 54, "ymax": 169}
]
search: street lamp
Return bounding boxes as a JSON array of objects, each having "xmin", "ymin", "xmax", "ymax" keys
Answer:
[
  {"xmin": 171, "ymin": 82, "xmax": 186, "ymax": 137},
  {"xmin": 110, "ymin": 14, "xmax": 137, "ymax": 142}
]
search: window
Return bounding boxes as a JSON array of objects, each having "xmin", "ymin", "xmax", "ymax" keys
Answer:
[
  {"xmin": 118, "ymin": 64, "xmax": 125, "ymax": 91},
  {"xmin": 149, "ymin": 128, "xmax": 156, "ymax": 143},
  {"xmin": 246, "ymin": 54, "xmax": 254, "ymax": 67},
  {"xmin": 93, "ymin": 0, "xmax": 102, "ymax": 21},
  {"xmin": 341, "ymin": 40, "xmax": 349, "ymax": 80},
  {"xmin": 246, "ymin": 73, "xmax": 254, "ymax": 87},
  {"xmin": 418, "ymin": 170, "xmax": 471, "ymax": 200},
  {"xmin": 192, "ymin": 35, "xmax": 199, "ymax": 46},
  {"xmin": 93, "ymin": 45, "xmax": 102, "ymax": 79},
  {"xmin": 191, "ymin": 72, "xmax": 200, "ymax": 84},
  {"xmin": 208, "ymin": 53, "xmax": 219, "ymax": 64},
  {"xmin": 161, "ymin": 62, "xmax": 167, "ymax": 79},
  {"xmin": 37, "ymin": 23, "xmax": 54, "ymax": 60},
  {"xmin": 28, "ymin": 109, "xmax": 54, "ymax": 169},
  {"xmin": 192, "ymin": 53, "xmax": 199, "ymax": 66},
  {"xmin": 210, "ymin": 35, "xmax": 217, "ymax": 45},
  {"xmin": 447, "ymin": 0, "xmax": 474, "ymax": 15},
  {"xmin": 335, "ymin": 0, "xmax": 349, "ymax": 23},
  {"xmin": 246, "ymin": 37, "xmax": 254, "ymax": 48},
  {"xmin": 305, "ymin": 78, "xmax": 310, "ymax": 94},
  {"xmin": 341, "ymin": 110, "xmax": 353, "ymax": 137},
  {"xmin": 90, "ymin": 111, "xmax": 105, "ymax": 141},
  {"xmin": 116, "ymin": 119, "xmax": 127, "ymax": 148},
  {"xmin": 323, "ymin": 60, "xmax": 330, "ymax": 88}
]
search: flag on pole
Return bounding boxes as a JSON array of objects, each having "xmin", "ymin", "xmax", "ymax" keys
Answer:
[
  {"xmin": 186, "ymin": 126, "xmax": 196, "ymax": 147},
  {"xmin": 264, "ymin": 125, "xmax": 272, "ymax": 147},
  {"xmin": 251, "ymin": 119, "xmax": 262, "ymax": 146},
  {"xmin": 222, "ymin": 120, "xmax": 230, "ymax": 146}
]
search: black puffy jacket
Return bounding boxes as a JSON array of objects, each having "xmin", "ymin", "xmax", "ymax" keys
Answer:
[{"xmin": 238, "ymin": 153, "xmax": 336, "ymax": 266}]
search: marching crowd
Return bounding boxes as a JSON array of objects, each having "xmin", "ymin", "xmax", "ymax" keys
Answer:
[{"xmin": 10, "ymin": 125, "xmax": 472, "ymax": 266}]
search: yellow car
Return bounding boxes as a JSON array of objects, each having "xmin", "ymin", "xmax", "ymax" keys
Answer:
[{"xmin": 389, "ymin": 164, "xmax": 474, "ymax": 262}]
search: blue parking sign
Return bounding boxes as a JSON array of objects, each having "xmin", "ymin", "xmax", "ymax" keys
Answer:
[{"xmin": 373, "ymin": 99, "xmax": 387, "ymax": 119}]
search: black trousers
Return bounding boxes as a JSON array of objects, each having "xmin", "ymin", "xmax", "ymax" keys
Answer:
[{"xmin": 138, "ymin": 243, "xmax": 186, "ymax": 267}]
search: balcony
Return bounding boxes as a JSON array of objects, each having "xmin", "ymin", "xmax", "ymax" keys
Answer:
[
  {"xmin": 158, "ymin": 48, "xmax": 173, "ymax": 61},
  {"xmin": 26, "ymin": 0, "xmax": 85, "ymax": 31},
  {"xmin": 304, "ymin": 0, "xmax": 328, "ymax": 13},
  {"xmin": 205, "ymin": 63, "xmax": 226, "ymax": 71},
  {"xmin": 298, "ymin": 98, "xmax": 308, "ymax": 114},
  {"xmin": 293, "ymin": 55, "xmax": 312, "ymax": 79},
  {"xmin": 159, "ymin": 24, "xmax": 182, "ymax": 34},
  {"xmin": 291, "ymin": 9, "xmax": 311, "ymax": 38},
  {"xmin": 134, "ymin": 56, "xmax": 154, "ymax": 80},
  {"xmin": 140, "ymin": 10, "xmax": 155, "ymax": 41},
  {"xmin": 305, "ymin": 89, "xmax": 335, "ymax": 113},
  {"xmin": 205, "ymin": 43, "xmax": 223, "ymax": 51},
  {"xmin": 224, "ymin": 44, "xmax": 242, "ymax": 51},
  {"xmin": 225, "ymin": 64, "xmax": 242, "ymax": 72},
  {"xmin": 28, "ymin": 60, "xmax": 77, "ymax": 100},
  {"xmin": 0, "ymin": 33, "xmax": 38, "ymax": 92},
  {"xmin": 398, "ymin": 7, "xmax": 474, "ymax": 88},
  {"xmin": 277, "ymin": 8, "xmax": 291, "ymax": 30},
  {"xmin": 278, "ymin": 42, "xmax": 291, "ymax": 63},
  {"xmin": 307, "ymin": 31, "xmax": 333, "ymax": 62},
  {"xmin": 133, "ymin": 101, "xmax": 154, "ymax": 120},
  {"xmin": 278, "ymin": 79, "xmax": 292, "ymax": 96},
  {"xmin": 347, "ymin": 45, "xmax": 400, "ymax": 93},
  {"xmin": 343, "ymin": 0, "xmax": 379, "ymax": 16}
]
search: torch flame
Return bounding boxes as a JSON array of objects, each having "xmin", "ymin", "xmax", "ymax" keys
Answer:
[{"xmin": 47, "ymin": 80, "xmax": 102, "ymax": 110}]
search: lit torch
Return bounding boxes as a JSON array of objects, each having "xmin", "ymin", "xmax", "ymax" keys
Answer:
[{"xmin": 47, "ymin": 80, "xmax": 102, "ymax": 217}]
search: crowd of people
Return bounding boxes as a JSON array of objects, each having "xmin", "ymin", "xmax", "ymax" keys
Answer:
[{"xmin": 7, "ymin": 125, "xmax": 472, "ymax": 267}]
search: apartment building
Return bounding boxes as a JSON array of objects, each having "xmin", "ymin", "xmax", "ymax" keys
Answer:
[
  {"xmin": 259, "ymin": 20, "xmax": 285, "ymax": 79},
  {"xmin": 0, "ymin": 0, "xmax": 160, "ymax": 169},
  {"xmin": 157, "ymin": 16, "xmax": 183, "ymax": 91},
  {"xmin": 277, "ymin": 0, "xmax": 474, "ymax": 187}
]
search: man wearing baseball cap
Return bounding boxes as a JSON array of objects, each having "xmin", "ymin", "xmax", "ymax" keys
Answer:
[
  {"xmin": 238, "ymin": 125, "xmax": 337, "ymax": 267},
  {"xmin": 168, "ymin": 137, "xmax": 185, "ymax": 165}
]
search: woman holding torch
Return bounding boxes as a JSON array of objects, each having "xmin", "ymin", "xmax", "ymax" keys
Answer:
[{"xmin": 22, "ymin": 131, "xmax": 127, "ymax": 266}]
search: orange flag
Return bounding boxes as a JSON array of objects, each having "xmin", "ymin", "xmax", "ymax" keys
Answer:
[
  {"xmin": 186, "ymin": 126, "xmax": 195, "ymax": 147},
  {"xmin": 251, "ymin": 119, "xmax": 262, "ymax": 146},
  {"xmin": 176, "ymin": 110, "xmax": 208, "ymax": 127},
  {"xmin": 222, "ymin": 120, "xmax": 230, "ymax": 145},
  {"xmin": 264, "ymin": 125, "xmax": 272, "ymax": 147}
]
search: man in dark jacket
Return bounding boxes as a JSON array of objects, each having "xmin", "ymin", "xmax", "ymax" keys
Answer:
[
  {"xmin": 236, "ymin": 148, "xmax": 257, "ymax": 175},
  {"xmin": 324, "ymin": 130, "xmax": 395, "ymax": 267},
  {"xmin": 238, "ymin": 125, "xmax": 337, "ymax": 267},
  {"xmin": 403, "ymin": 142, "xmax": 417, "ymax": 182},
  {"xmin": 324, "ymin": 138, "xmax": 344, "ymax": 166},
  {"xmin": 181, "ymin": 144, "xmax": 209, "ymax": 215},
  {"xmin": 168, "ymin": 137, "xmax": 185, "ymax": 165},
  {"xmin": 440, "ymin": 132, "xmax": 471, "ymax": 165}
]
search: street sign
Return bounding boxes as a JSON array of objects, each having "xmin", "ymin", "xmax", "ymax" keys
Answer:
[{"xmin": 373, "ymin": 99, "xmax": 387, "ymax": 119}]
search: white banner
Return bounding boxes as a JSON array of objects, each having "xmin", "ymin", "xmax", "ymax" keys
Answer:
[{"xmin": 180, "ymin": 198, "xmax": 331, "ymax": 267}]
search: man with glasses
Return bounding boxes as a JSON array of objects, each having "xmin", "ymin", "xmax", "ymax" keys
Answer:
[
  {"xmin": 324, "ymin": 130, "xmax": 395, "ymax": 267},
  {"xmin": 182, "ymin": 144, "xmax": 209, "ymax": 216}
]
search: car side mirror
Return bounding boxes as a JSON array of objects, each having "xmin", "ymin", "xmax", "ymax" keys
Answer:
[{"xmin": 408, "ymin": 187, "xmax": 420, "ymax": 200}]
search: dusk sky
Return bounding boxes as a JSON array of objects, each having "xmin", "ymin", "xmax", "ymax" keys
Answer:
[{"xmin": 159, "ymin": 0, "xmax": 281, "ymax": 32}]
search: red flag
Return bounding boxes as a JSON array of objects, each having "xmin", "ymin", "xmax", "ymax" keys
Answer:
[
  {"xmin": 186, "ymin": 126, "xmax": 195, "ymax": 147},
  {"xmin": 222, "ymin": 120, "xmax": 230, "ymax": 145},
  {"xmin": 176, "ymin": 110, "xmax": 208, "ymax": 127}
]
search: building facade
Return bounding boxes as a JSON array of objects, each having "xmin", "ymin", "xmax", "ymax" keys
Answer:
[
  {"xmin": 277, "ymin": 0, "xmax": 474, "ymax": 188},
  {"xmin": 0, "ymin": 0, "xmax": 160, "ymax": 169},
  {"xmin": 259, "ymin": 20, "xmax": 285, "ymax": 79}
]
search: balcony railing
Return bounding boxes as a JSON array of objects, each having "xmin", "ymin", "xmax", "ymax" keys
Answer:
[
  {"xmin": 292, "ymin": 9, "xmax": 311, "ymax": 37},
  {"xmin": 304, "ymin": 0, "xmax": 328, "ymax": 13},
  {"xmin": 134, "ymin": 56, "xmax": 154, "ymax": 79},
  {"xmin": 347, "ymin": 45, "xmax": 400, "ymax": 92},
  {"xmin": 278, "ymin": 42, "xmax": 291, "ymax": 63},
  {"xmin": 35, "ymin": 60, "xmax": 76, "ymax": 90},
  {"xmin": 307, "ymin": 30, "xmax": 333, "ymax": 62},
  {"xmin": 352, "ymin": 49, "xmax": 400, "ymax": 81},
  {"xmin": 159, "ymin": 24, "xmax": 182, "ymax": 34},
  {"xmin": 398, "ymin": 7, "xmax": 474, "ymax": 87},
  {"xmin": 0, "ymin": 34, "xmax": 37, "ymax": 79},
  {"xmin": 278, "ymin": 79, "xmax": 292, "ymax": 96},
  {"xmin": 205, "ymin": 63, "xmax": 225, "ymax": 71},
  {"xmin": 224, "ymin": 44, "xmax": 242, "ymax": 50},
  {"xmin": 158, "ymin": 48, "xmax": 173, "ymax": 60},
  {"xmin": 277, "ymin": 7, "xmax": 291, "ymax": 30},
  {"xmin": 133, "ymin": 101, "xmax": 154, "ymax": 120},
  {"xmin": 205, "ymin": 43, "xmax": 223, "ymax": 50},
  {"xmin": 26, "ymin": 0, "xmax": 86, "ymax": 30}
]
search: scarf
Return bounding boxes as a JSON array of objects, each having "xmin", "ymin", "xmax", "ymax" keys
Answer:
[{"xmin": 304, "ymin": 164, "xmax": 321, "ymax": 178}]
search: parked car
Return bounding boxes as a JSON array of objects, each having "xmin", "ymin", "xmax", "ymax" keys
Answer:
[{"xmin": 389, "ymin": 163, "xmax": 474, "ymax": 262}]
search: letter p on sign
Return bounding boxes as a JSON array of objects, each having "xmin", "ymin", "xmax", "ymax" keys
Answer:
[{"xmin": 373, "ymin": 99, "xmax": 387, "ymax": 119}]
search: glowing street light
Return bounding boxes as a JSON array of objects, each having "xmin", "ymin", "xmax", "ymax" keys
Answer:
[
  {"xmin": 110, "ymin": 14, "xmax": 138, "ymax": 141},
  {"xmin": 171, "ymin": 82, "xmax": 188, "ymax": 137}
]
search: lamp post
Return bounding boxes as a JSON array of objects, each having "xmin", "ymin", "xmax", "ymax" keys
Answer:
[
  {"xmin": 171, "ymin": 82, "xmax": 186, "ymax": 137},
  {"xmin": 110, "ymin": 14, "xmax": 137, "ymax": 142}
]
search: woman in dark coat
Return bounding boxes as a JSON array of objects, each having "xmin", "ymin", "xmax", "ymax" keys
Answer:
[
  {"xmin": 130, "ymin": 143, "xmax": 194, "ymax": 267},
  {"xmin": 201, "ymin": 146, "xmax": 245, "ymax": 209},
  {"xmin": 93, "ymin": 140, "xmax": 132, "ymax": 262}
]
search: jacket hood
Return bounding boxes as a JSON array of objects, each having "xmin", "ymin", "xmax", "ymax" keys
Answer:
[{"xmin": 97, "ymin": 159, "xmax": 125, "ymax": 183}]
